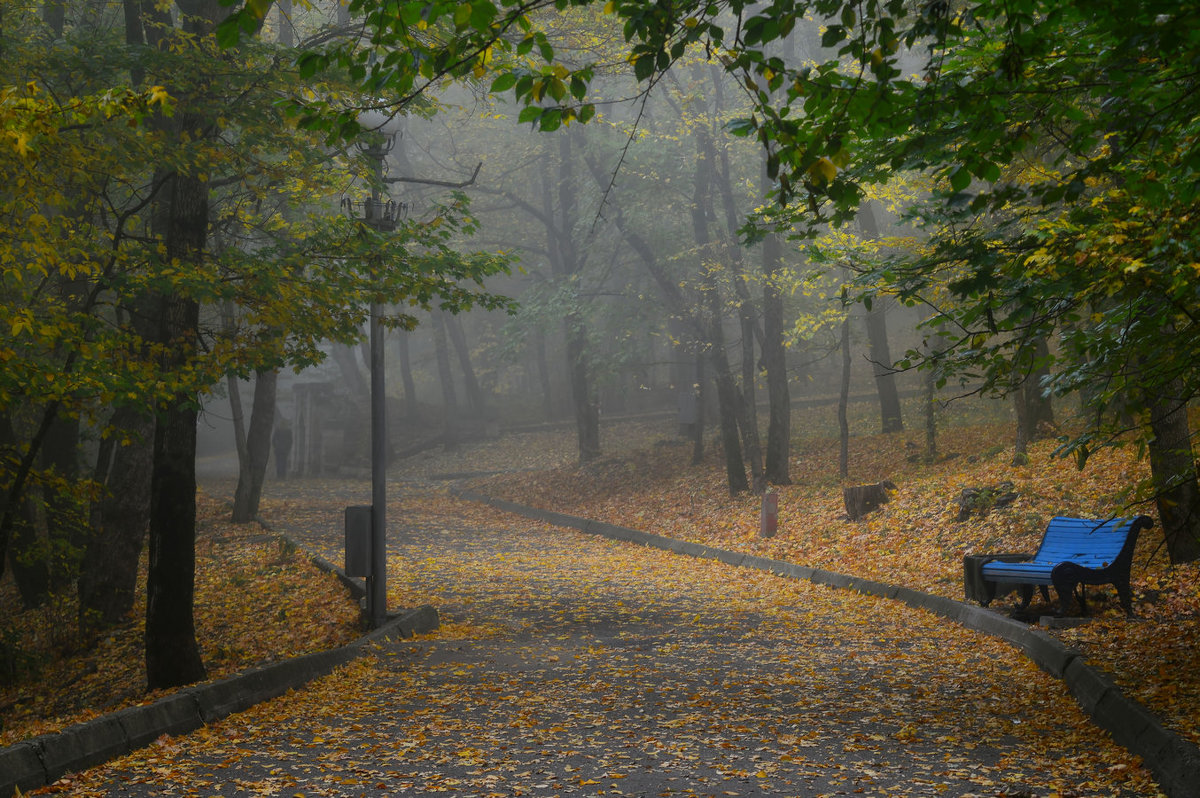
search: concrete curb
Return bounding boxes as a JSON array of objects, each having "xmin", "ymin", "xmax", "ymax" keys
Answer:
[
  {"xmin": 309, "ymin": 553, "xmax": 367, "ymax": 602},
  {"xmin": 457, "ymin": 488, "xmax": 1200, "ymax": 798},
  {"xmin": 0, "ymin": 604, "xmax": 438, "ymax": 797}
]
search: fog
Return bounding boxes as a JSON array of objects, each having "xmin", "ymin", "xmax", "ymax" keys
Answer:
[{"xmin": 198, "ymin": 16, "xmax": 948, "ymax": 480}]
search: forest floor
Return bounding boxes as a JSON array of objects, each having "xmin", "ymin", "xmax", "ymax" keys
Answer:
[
  {"xmin": 1, "ymin": 403, "xmax": 1197, "ymax": 772},
  {"xmin": 0, "ymin": 493, "xmax": 364, "ymax": 748}
]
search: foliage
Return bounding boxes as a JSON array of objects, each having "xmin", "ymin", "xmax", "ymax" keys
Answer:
[
  {"xmin": 234, "ymin": 0, "xmax": 1200, "ymax": 471},
  {"xmin": 0, "ymin": 0, "xmax": 516, "ymax": 608},
  {"xmin": 221, "ymin": 0, "xmax": 1200, "ymax": 447}
]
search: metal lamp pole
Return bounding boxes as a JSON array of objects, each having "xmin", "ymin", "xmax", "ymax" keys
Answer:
[
  {"xmin": 369, "ymin": 291, "xmax": 387, "ymax": 628},
  {"xmin": 346, "ymin": 129, "xmax": 399, "ymax": 629}
]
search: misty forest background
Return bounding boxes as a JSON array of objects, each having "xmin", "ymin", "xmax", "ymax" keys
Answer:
[{"xmin": 4, "ymin": 0, "xmax": 1200, "ymax": 694}]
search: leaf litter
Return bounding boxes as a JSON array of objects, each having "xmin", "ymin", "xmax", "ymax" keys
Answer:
[
  {"xmin": 474, "ymin": 420, "xmax": 1200, "ymax": 753},
  {"xmin": 47, "ymin": 500, "xmax": 1158, "ymax": 796},
  {"xmin": 5, "ymin": 415, "xmax": 1192, "ymax": 797},
  {"xmin": 0, "ymin": 491, "xmax": 362, "ymax": 748}
]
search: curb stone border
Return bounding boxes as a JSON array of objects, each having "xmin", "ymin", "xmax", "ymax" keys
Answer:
[
  {"xmin": 0, "ymin": 604, "xmax": 438, "ymax": 797},
  {"xmin": 456, "ymin": 488, "xmax": 1200, "ymax": 798}
]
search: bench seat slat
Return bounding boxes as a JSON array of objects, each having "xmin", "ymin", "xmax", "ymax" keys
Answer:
[{"xmin": 981, "ymin": 562, "xmax": 1055, "ymax": 584}]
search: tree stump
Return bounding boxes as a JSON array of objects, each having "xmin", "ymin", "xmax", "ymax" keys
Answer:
[
  {"xmin": 956, "ymin": 481, "xmax": 1019, "ymax": 521},
  {"xmin": 844, "ymin": 480, "xmax": 896, "ymax": 521}
]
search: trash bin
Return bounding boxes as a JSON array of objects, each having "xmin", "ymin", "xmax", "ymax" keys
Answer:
[
  {"xmin": 345, "ymin": 505, "xmax": 372, "ymax": 577},
  {"xmin": 962, "ymin": 553, "xmax": 1032, "ymax": 605}
]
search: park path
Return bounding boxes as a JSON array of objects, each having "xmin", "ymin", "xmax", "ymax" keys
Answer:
[{"xmin": 53, "ymin": 479, "xmax": 1156, "ymax": 797}]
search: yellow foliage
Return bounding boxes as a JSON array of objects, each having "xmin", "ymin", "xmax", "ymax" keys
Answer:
[{"xmin": 807, "ymin": 157, "xmax": 837, "ymax": 184}]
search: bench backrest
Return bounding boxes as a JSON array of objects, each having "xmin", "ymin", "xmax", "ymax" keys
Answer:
[{"xmin": 1031, "ymin": 516, "xmax": 1141, "ymax": 568}]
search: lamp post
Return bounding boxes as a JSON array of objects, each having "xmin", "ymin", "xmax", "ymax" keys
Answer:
[{"xmin": 342, "ymin": 118, "xmax": 403, "ymax": 628}]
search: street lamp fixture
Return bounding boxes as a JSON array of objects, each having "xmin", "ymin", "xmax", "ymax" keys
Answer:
[{"xmin": 342, "ymin": 115, "xmax": 406, "ymax": 629}]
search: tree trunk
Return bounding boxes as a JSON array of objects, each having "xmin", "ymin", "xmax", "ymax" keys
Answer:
[
  {"xmin": 0, "ymin": 402, "xmax": 54, "ymax": 608},
  {"xmin": 231, "ymin": 369, "xmax": 277, "ymax": 523},
  {"xmin": 6, "ymin": 499, "xmax": 47, "ymax": 609},
  {"xmin": 712, "ymin": 362, "xmax": 749, "ymax": 494},
  {"xmin": 1147, "ymin": 386, "xmax": 1200, "ymax": 564},
  {"xmin": 762, "ymin": 230, "xmax": 791, "ymax": 484},
  {"xmin": 1012, "ymin": 335, "xmax": 1053, "ymax": 463},
  {"xmin": 39, "ymin": 414, "xmax": 86, "ymax": 595},
  {"xmin": 79, "ymin": 406, "xmax": 153, "ymax": 627},
  {"xmin": 865, "ymin": 302, "xmax": 903, "ymax": 433},
  {"xmin": 330, "ymin": 342, "xmax": 369, "ymax": 402},
  {"xmin": 446, "ymin": 312, "xmax": 485, "ymax": 416},
  {"xmin": 839, "ymin": 313, "xmax": 852, "ymax": 479},
  {"xmin": 924, "ymin": 362, "xmax": 938, "ymax": 463},
  {"xmin": 702, "ymin": 102, "xmax": 765, "ymax": 489},
  {"xmin": 735, "ymin": 297, "xmax": 765, "ymax": 491},
  {"xmin": 702, "ymin": 280, "xmax": 748, "ymax": 493},
  {"xmin": 567, "ymin": 317, "xmax": 601, "ymax": 462},
  {"xmin": 737, "ymin": 329, "xmax": 765, "ymax": 493},
  {"xmin": 140, "ymin": 0, "xmax": 227, "ymax": 688},
  {"xmin": 397, "ymin": 330, "xmax": 419, "ymax": 421},
  {"xmin": 552, "ymin": 132, "xmax": 600, "ymax": 463},
  {"xmin": 534, "ymin": 331, "xmax": 554, "ymax": 420},
  {"xmin": 1030, "ymin": 336, "xmax": 1055, "ymax": 431},
  {"xmin": 145, "ymin": 292, "xmax": 206, "ymax": 689},
  {"xmin": 228, "ymin": 371, "xmax": 248, "ymax": 471},
  {"xmin": 690, "ymin": 354, "xmax": 705, "ymax": 465},
  {"xmin": 857, "ymin": 204, "xmax": 903, "ymax": 434},
  {"xmin": 844, "ymin": 482, "xmax": 893, "ymax": 521},
  {"xmin": 431, "ymin": 309, "xmax": 459, "ymax": 450},
  {"xmin": 1012, "ymin": 386, "xmax": 1031, "ymax": 466},
  {"xmin": 276, "ymin": 0, "xmax": 294, "ymax": 46},
  {"xmin": 1015, "ymin": 335, "xmax": 1055, "ymax": 442},
  {"xmin": 691, "ymin": 131, "xmax": 746, "ymax": 494},
  {"xmin": 143, "ymin": 140, "xmax": 211, "ymax": 691}
]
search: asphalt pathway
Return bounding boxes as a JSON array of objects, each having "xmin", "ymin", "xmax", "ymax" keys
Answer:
[{"xmin": 52, "ymin": 480, "xmax": 1157, "ymax": 797}]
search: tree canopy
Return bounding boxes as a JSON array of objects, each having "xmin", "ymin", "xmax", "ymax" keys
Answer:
[{"xmin": 232, "ymin": 0, "xmax": 1200, "ymax": 555}]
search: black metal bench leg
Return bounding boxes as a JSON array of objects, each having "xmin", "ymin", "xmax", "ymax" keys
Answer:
[
  {"xmin": 1052, "ymin": 576, "xmax": 1078, "ymax": 616},
  {"xmin": 1116, "ymin": 581, "xmax": 1135, "ymax": 616}
]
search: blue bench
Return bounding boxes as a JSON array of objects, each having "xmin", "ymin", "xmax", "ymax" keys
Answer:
[{"xmin": 978, "ymin": 515, "xmax": 1154, "ymax": 616}]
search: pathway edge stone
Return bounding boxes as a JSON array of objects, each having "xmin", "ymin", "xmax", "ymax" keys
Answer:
[{"xmin": 456, "ymin": 488, "xmax": 1200, "ymax": 798}]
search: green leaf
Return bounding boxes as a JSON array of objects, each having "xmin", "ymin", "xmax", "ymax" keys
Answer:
[
  {"xmin": 400, "ymin": 3, "xmax": 423, "ymax": 25},
  {"xmin": 215, "ymin": 16, "xmax": 241, "ymax": 49},
  {"xmin": 296, "ymin": 52, "xmax": 324, "ymax": 80},
  {"xmin": 454, "ymin": 3, "xmax": 472, "ymax": 29},
  {"xmin": 490, "ymin": 72, "xmax": 518, "ymax": 94},
  {"xmin": 470, "ymin": 1, "xmax": 498, "ymax": 30},
  {"xmin": 633, "ymin": 53, "xmax": 655, "ymax": 82},
  {"xmin": 726, "ymin": 116, "xmax": 757, "ymax": 137},
  {"xmin": 570, "ymin": 76, "xmax": 587, "ymax": 100},
  {"xmin": 949, "ymin": 166, "xmax": 971, "ymax": 192},
  {"xmin": 540, "ymin": 108, "xmax": 563, "ymax": 132},
  {"xmin": 821, "ymin": 26, "xmax": 846, "ymax": 48}
]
